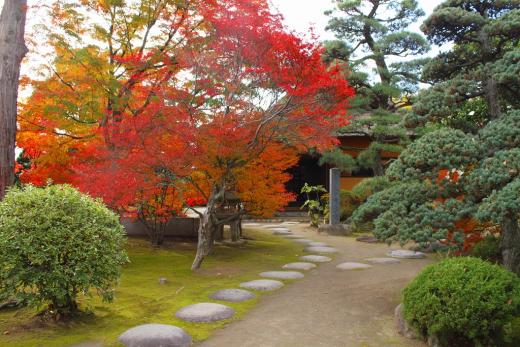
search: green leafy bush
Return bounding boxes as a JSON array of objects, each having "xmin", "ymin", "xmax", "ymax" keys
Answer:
[
  {"xmin": 403, "ymin": 257, "xmax": 520, "ymax": 347},
  {"xmin": 471, "ymin": 235, "xmax": 501, "ymax": 263},
  {"xmin": 0, "ymin": 185, "xmax": 128, "ymax": 316},
  {"xmin": 300, "ymin": 183, "xmax": 328, "ymax": 227}
]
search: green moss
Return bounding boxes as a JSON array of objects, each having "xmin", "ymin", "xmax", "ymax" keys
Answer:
[{"xmin": 0, "ymin": 229, "xmax": 302, "ymax": 346}]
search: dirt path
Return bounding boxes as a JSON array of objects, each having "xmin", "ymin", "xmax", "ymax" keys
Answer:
[{"xmin": 197, "ymin": 224, "xmax": 431, "ymax": 347}]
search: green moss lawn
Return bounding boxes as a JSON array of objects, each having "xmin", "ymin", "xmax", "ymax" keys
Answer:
[{"xmin": 0, "ymin": 228, "xmax": 302, "ymax": 347}]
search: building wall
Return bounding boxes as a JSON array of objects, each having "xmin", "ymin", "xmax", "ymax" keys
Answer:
[
  {"xmin": 340, "ymin": 176, "xmax": 371, "ymax": 190},
  {"xmin": 122, "ymin": 217, "xmax": 199, "ymax": 238}
]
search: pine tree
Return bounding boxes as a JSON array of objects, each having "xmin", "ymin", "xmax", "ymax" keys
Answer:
[{"xmin": 323, "ymin": 0, "xmax": 429, "ymax": 175}]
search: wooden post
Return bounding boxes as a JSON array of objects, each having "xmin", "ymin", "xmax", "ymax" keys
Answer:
[{"xmin": 0, "ymin": 0, "xmax": 28, "ymax": 199}]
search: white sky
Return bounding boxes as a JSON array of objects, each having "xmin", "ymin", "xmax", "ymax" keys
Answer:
[{"xmin": 269, "ymin": 0, "xmax": 445, "ymax": 40}]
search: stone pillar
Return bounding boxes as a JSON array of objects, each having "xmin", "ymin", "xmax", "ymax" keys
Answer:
[{"xmin": 329, "ymin": 168, "xmax": 341, "ymax": 225}]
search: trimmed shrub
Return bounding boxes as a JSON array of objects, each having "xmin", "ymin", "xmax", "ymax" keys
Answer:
[
  {"xmin": 0, "ymin": 185, "xmax": 128, "ymax": 316},
  {"xmin": 403, "ymin": 257, "xmax": 520, "ymax": 347}
]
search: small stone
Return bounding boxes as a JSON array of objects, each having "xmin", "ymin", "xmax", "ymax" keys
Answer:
[
  {"xmin": 395, "ymin": 304, "xmax": 419, "ymax": 340},
  {"xmin": 283, "ymin": 234, "xmax": 304, "ymax": 239},
  {"xmin": 260, "ymin": 271, "xmax": 304, "ymax": 280},
  {"xmin": 388, "ymin": 250, "xmax": 426, "ymax": 259},
  {"xmin": 308, "ymin": 241, "xmax": 328, "ymax": 247},
  {"xmin": 239, "ymin": 279, "xmax": 284, "ymax": 291},
  {"xmin": 158, "ymin": 277, "xmax": 168, "ymax": 285},
  {"xmin": 282, "ymin": 262, "xmax": 317, "ymax": 270},
  {"xmin": 356, "ymin": 235, "xmax": 380, "ymax": 243},
  {"xmin": 304, "ymin": 246, "xmax": 338, "ymax": 254},
  {"xmin": 336, "ymin": 262, "xmax": 372, "ymax": 270},
  {"xmin": 273, "ymin": 230, "xmax": 293, "ymax": 235},
  {"xmin": 209, "ymin": 289, "xmax": 256, "ymax": 302},
  {"xmin": 292, "ymin": 239, "xmax": 314, "ymax": 244},
  {"xmin": 300, "ymin": 255, "xmax": 332, "ymax": 263},
  {"xmin": 365, "ymin": 257, "xmax": 401, "ymax": 265},
  {"xmin": 118, "ymin": 324, "xmax": 191, "ymax": 347},
  {"xmin": 175, "ymin": 303, "xmax": 235, "ymax": 323}
]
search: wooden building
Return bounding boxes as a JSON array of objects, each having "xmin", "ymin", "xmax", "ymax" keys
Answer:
[{"xmin": 285, "ymin": 133, "xmax": 400, "ymax": 208}]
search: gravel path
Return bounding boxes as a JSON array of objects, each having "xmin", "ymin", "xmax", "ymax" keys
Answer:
[{"xmin": 197, "ymin": 223, "xmax": 431, "ymax": 347}]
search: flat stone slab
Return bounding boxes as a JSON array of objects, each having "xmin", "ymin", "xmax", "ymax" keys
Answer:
[
  {"xmin": 304, "ymin": 246, "xmax": 338, "ymax": 254},
  {"xmin": 264, "ymin": 225, "xmax": 286, "ymax": 229},
  {"xmin": 243, "ymin": 223, "xmax": 262, "ymax": 226},
  {"xmin": 240, "ymin": 279, "xmax": 284, "ymax": 291},
  {"xmin": 387, "ymin": 250, "xmax": 426, "ymax": 259},
  {"xmin": 365, "ymin": 257, "xmax": 401, "ymax": 265},
  {"xmin": 282, "ymin": 221, "xmax": 300, "ymax": 225},
  {"xmin": 356, "ymin": 235, "xmax": 380, "ymax": 243},
  {"xmin": 273, "ymin": 230, "xmax": 293, "ymax": 236},
  {"xmin": 282, "ymin": 262, "xmax": 317, "ymax": 270},
  {"xmin": 175, "ymin": 303, "xmax": 235, "ymax": 323},
  {"xmin": 260, "ymin": 271, "xmax": 304, "ymax": 280},
  {"xmin": 300, "ymin": 255, "xmax": 332, "ymax": 263},
  {"xmin": 292, "ymin": 239, "xmax": 314, "ymax": 244},
  {"xmin": 209, "ymin": 289, "xmax": 256, "ymax": 302},
  {"xmin": 308, "ymin": 241, "xmax": 328, "ymax": 247},
  {"xmin": 336, "ymin": 262, "xmax": 372, "ymax": 270},
  {"xmin": 118, "ymin": 324, "xmax": 191, "ymax": 347},
  {"xmin": 283, "ymin": 234, "xmax": 305, "ymax": 239},
  {"xmin": 270, "ymin": 227, "xmax": 291, "ymax": 232}
]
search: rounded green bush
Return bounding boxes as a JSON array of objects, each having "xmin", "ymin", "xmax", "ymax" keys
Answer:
[
  {"xmin": 0, "ymin": 185, "xmax": 128, "ymax": 316},
  {"xmin": 471, "ymin": 235, "xmax": 501, "ymax": 263},
  {"xmin": 403, "ymin": 257, "xmax": 520, "ymax": 346}
]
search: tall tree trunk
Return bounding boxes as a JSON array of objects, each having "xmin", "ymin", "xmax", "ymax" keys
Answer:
[
  {"xmin": 0, "ymin": 0, "xmax": 28, "ymax": 200},
  {"xmin": 372, "ymin": 150, "xmax": 384, "ymax": 176},
  {"xmin": 501, "ymin": 216, "xmax": 520, "ymax": 276},
  {"xmin": 191, "ymin": 193, "xmax": 218, "ymax": 270},
  {"xmin": 485, "ymin": 73, "xmax": 501, "ymax": 120}
]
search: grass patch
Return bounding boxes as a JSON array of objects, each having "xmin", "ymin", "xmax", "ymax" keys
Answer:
[{"xmin": 0, "ymin": 229, "xmax": 302, "ymax": 346}]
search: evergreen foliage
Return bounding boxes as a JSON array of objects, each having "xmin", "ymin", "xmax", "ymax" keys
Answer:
[
  {"xmin": 403, "ymin": 257, "xmax": 520, "ymax": 347},
  {"xmin": 0, "ymin": 185, "xmax": 128, "ymax": 316}
]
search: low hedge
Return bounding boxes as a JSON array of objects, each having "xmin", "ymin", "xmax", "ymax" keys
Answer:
[{"xmin": 403, "ymin": 257, "xmax": 520, "ymax": 346}]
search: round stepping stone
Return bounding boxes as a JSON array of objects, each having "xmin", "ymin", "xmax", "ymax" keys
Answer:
[
  {"xmin": 273, "ymin": 230, "xmax": 292, "ymax": 236},
  {"xmin": 282, "ymin": 221, "xmax": 299, "ymax": 225},
  {"xmin": 365, "ymin": 257, "xmax": 401, "ymax": 265},
  {"xmin": 336, "ymin": 262, "xmax": 372, "ymax": 270},
  {"xmin": 264, "ymin": 225, "xmax": 286, "ymax": 229},
  {"xmin": 270, "ymin": 227, "xmax": 291, "ymax": 232},
  {"xmin": 283, "ymin": 234, "xmax": 304, "ymax": 239},
  {"xmin": 118, "ymin": 324, "xmax": 191, "ymax": 347},
  {"xmin": 356, "ymin": 235, "xmax": 380, "ymax": 243},
  {"xmin": 282, "ymin": 262, "xmax": 317, "ymax": 270},
  {"xmin": 305, "ymin": 246, "xmax": 338, "ymax": 254},
  {"xmin": 240, "ymin": 279, "xmax": 284, "ymax": 291},
  {"xmin": 260, "ymin": 271, "xmax": 304, "ymax": 280},
  {"xmin": 308, "ymin": 241, "xmax": 328, "ymax": 247},
  {"xmin": 300, "ymin": 255, "xmax": 332, "ymax": 263},
  {"xmin": 387, "ymin": 250, "xmax": 426, "ymax": 259},
  {"xmin": 243, "ymin": 223, "xmax": 262, "ymax": 227},
  {"xmin": 293, "ymin": 238, "xmax": 314, "ymax": 244},
  {"xmin": 210, "ymin": 289, "xmax": 256, "ymax": 302},
  {"xmin": 175, "ymin": 303, "xmax": 235, "ymax": 323}
]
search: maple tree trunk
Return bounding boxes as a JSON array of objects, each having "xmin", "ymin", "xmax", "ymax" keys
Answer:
[
  {"xmin": 501, "ymin": 216, "xmax": 520, "ymax": 276},
  {"xmin": 0, "ymin": 0, "xmax": 27, "ymax": 200},
  {"xmin": 191, "ymin": 193, "xmax": 218, "ymax": 270}
]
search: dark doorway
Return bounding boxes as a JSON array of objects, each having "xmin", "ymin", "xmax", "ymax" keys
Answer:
[{"xmin": 285, "ymin": 154, "xmax": 327, "ymax": 208}]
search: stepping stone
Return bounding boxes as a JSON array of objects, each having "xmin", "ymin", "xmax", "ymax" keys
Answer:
[
  {"xmin": 336, "ymin": 262, "xmax": 372, "ymax": 270},
  {"xmin": 210, "ymin": 289, "xmax": 256, "ymax": 302},
  {"xmin": 273, "ymin": 230, "xmax": 293, "ymax": 236},
  {"xmin": 260, "ymin": 271, "xmax": 304, "ymax": 280},
  {"xmin": 283, "ymin": 234, "xmax": 304, "ymax": 239},
  {"xmin": 308, "ymin": 241, "xmax": 328, "ymax": 247},
  {"xmin": 243, "ymin": 223, "xmax": 262, "ymax": 226},
  {"xmin": 300, "ymin": 255, "xmax": 332, "ymax": 263},
  {"xmin": 293, "ymin": 239, "xmax": 314, "ymax": 244},
  {"xmin": 118, "ymin": 324, "xmax": 191, "ymax": 347},
  {"xmin": 282, "ymin": 262, "xmax": 317, "ymax": 270},
  {"xmin": 387, "ymin": 250, "xmax": 426, "ymax": 259},
  {"xmin": 282, "ymin": 221, "xmax": 300, "ymax": 225},
  {"xmin": 264, "ymin": 225, "xmax": 286, "ymax": 229},
  {"xmin": 305, "ymin": 246, "xmax": 338, "ymax": 254},
  {"xmin": 270, "ymin": 227, "xmax": 291, "ymax": 232},
  {"xmin": 365, "ymin": 257, "xmax": 401, "ymax": 265},
  {"xmin": 175, "ymin": 303, "xmax": 235, "ymax": 323},
  {"xmin": 240, "ymin": 279, "xmax": 284, "ymax": 291},
  {"xmin": 356, "ymin": 235, "xmax": 380, "ymax": 243}
]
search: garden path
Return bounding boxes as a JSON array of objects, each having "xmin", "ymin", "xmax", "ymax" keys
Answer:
[{"xmin": 197, "ymin": 223, "xmax": 432, "ymax": 347}]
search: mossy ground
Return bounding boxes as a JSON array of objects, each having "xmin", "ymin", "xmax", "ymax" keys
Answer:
[{"xmin": 0, "ymin": 228, "xmax": 301, "ymax": 347}]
